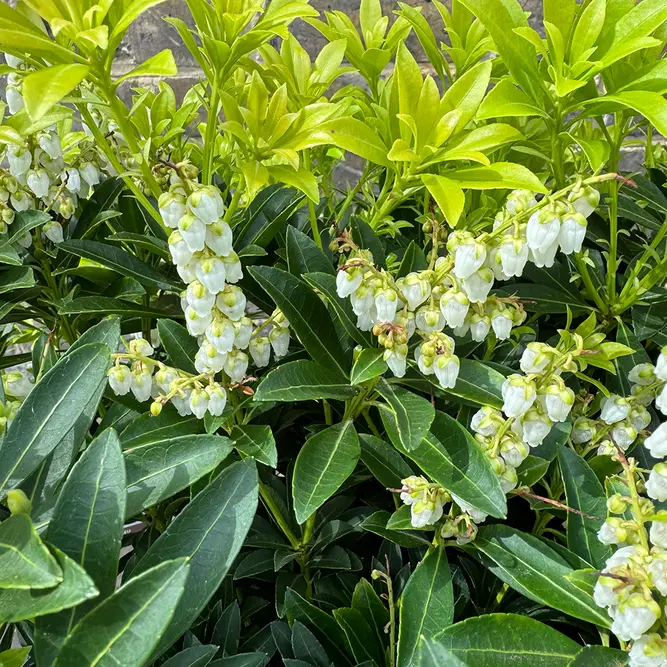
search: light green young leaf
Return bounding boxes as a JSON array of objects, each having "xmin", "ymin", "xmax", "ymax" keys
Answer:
[
  {"xmin": 317, "ymin": 117, "xmax": 391, "ymax": 167},
  {"xmin": 421, "ymin": 174, "xmax": 465, "ymax": 228},
  {"xmin": 441, "ymin": 60, "xmax": 492, "ymax": 133},
  {"xmin": 570, "ymin": 0, "xmax": 605, "ymax": 63},
  {"xmin": 446, "ymin": 163, "xmax": 547, "ymax": 193},
  {"xmin": 584, "ymin": 91, "xmax": 667, "ymax": 139},
  {"xmin": 22, "ymin": 64, "xmax": 89, "ymax": 122},
  {"xmin": 115, "ymin": 49, "xmax": 177, "ymax": 84},
  {"xmin": 292, "ymin": 421, "xmax": 360, "ymax": 524}
]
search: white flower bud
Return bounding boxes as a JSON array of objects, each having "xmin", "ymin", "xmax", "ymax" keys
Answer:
[
  {"xmin": 568, "ymin": 185, "xmax": 600, "ymax": 218},
  {"xmin": 630, "ymin": 405, "xmax": 651, "ymax": 433},
  {"xmin": 233, "ymin": 317, "xmax": 253, "ymax": 350},
  {"xmin": 651, "ymin": 520, "xmax": 667, "ymax": 550},
  {"xmin": 195, "ymin": 257, "xmax": 226, "ymax": 294},
  {"xmin": 44, "ymin": 221, "xmax": 63, "ymax": 244},
  {"xmin": 129, "ymin": 337, "xmax": 154, "ymax": 357},
  {"xmin": 499, "ymin": 464, "xmax": 518, "ymax": 493},
  {"xmin": 10, "ymin": 191, "xmax": 33, "ymax": 212},
  {"xmin": 572, "ymin": 416, "xmax": 595, "ymax": 444},
  {"xmin": 357, "ymin": 307, "xmax": 376, "ymax": 331},
  {"xmin": 207, "ymin": 384, "xmax": 227, "ymax": 416},
  {"xmin": 131, "ymin": 367, "xmax": 153, "ymax": 402},
  {"xmin": 8, "ymin": 147, "xmax": 31, "ymax": 178},
  {"xmin": 501, "ymin": 374, "xmax": 536, "ymax": 418},
  {"xmin": 470, "ymin": 407, "xmax": 503, "ymax": 437},
  {"xmin": 434, "ymin": 354, "xmax": 459, "ymax": 389},
  {"xmin": 350, "ymin": 284, "xmax": 374, "ymax": 315},
  {"xmin": 520, "ymin": 342, "xmax": 552, "ymax": 375},
  {"xmin": 630, "ymin": 362, "xmax": 656, "ymax": 386},
  {"xmin": 384, "ymin": 345, "xmax": 407, "ymax": 378},
  {"xmin": 647, "ymin": 463, "xmax": 667, "ymax": 502},
  {"xmin": 557, "ymin": 212, "xmax": 587, "ymax": 254},
  {"xmin": 469, "ymin": 312, "xmax": 491, "ymax": 342},
  {"xmin": 597, "ymin": 518, "xmax": 625, "ymax": 545},
  {"xmin": 187, "ymin": 281, "xmax": 215, "ymax": 316},
  {"xmin": 171, "ymin": 388, "xmax": 193, "ymax": 416},
  {"xmin": 38, "ymin": 133, "xmax": 62, "ymax": 160},
  {"xmin": 504, "ymin": 189, "xmax": 537, "ymax": 215},
  {"xmin": 491, "ymin": 311, "xmax": 513, "ymax": 341},
  {"xmin": 158, "ymin": 191, "xmax": 187, "ymax": 228},
  {"xmin": 514, "ymin": 407, "xmax": 553, "ymax": 447},
  {"xmin": 205, "ymin": 221, "xmax": 233, "ymax": 256},
  {"xmin": 179, "ymin": 212, "xmax": 206, "ymax": 252},
  {"xmin": 649, "ymin": 556, "xmax": 667, "ymax": 596},
  {"xmin": 26, "ymin": 169, "xmax": 50, "ymax": 198},
  {"xmin": 600, "ymin": 394, "xmax": 630, "ymax": 424},
  {"xmin": 4, "ymin": 371, "xmax": 32, "ymax": 398},
  {"xmin": 80, "ymin": 162, "xmax": 100, "ymax": 187},
  {"xmin": 611, "ymin": 421, "xmax": 637, "ymax": 450},
  {"xmin": 270, "ymin": 326, "xmax": 290, "ymax": 358},
  {"xmin": 500, "ymin": 436, "xmax": 529, "ymax": 468},
  {"xmin": 216, "ymin": 285, "xmax": 246, "ymax": 321},
  {"xmin": 451, "ymin": 494, "xmax": 488, "ymax": 524},
  {"xmin": 108, "ymin": 365, "xmax": 132, "ymax": 395},
  {"xmin": 415, "ymin": 304, "xmax": 445, "ymax": 333},
  {"xmin": 336, "ymin": 268, "xmax": 363, "ymax": 298},
  {"xmin": 6, "ymin": 86, "xmax": 24, "ymax": 115},
  {"xmin": 64, "ymin": 168, "xmax": 82, "ymax": 194},
  {"xmin": 526, "ymin": 208, "xmax": 560, "ymax": 251},
  {"xmin": 541, "ymin": 383, "xmax": 574, "ymax": 422},
  {"xmin": 195, "ymin": 343, "xmax": 227, "ymax": 373},
  {"xmin": 440, "ymin": 289, "xmax": 469, "ymax": 329},
  {"xmin": 646, "ymin": 423, "xmax": 667, "ymax": 459},
  {"xmin": 629, "ymin": 634, "xmax": 667, "ymax": 667},
  {"xmin": 461, "ymin": 267, "xmax": 494, "ymax": 304},
  {"xmin": 187, "ymin": 186, "xmax": 224, "ymax": 224}
]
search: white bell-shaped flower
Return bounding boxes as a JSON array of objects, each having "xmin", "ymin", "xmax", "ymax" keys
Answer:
[
  {"xmin": 434, "ymin": 354, "xmax": 459, "ymax": 389},
  {"xmin": 270, "ymin": 326, "xmax": 290, "ymax": 358},
  {"xmin": 572, "ymin": 416, "xmax": 595, "ymax": 444},
  {"xmin": 520, "ymin": 343, "xmax": 553, "ymax": 374},
  {"xmin": 179, "ymin": 213, "xmax": 206, "ymax": 252},
  {"xmin": 499, "ymin": 464, "xmax": 518, "ymax": 493},
  {"xmin": 530, "ymin": 239, "xmax": 559, "ymax": 268},
  {"xmin": 168, "ymin": 231, "xmax": 193, "ymax": 267},
  {"xmin": 461, "ymin": 268, "xmax": 494, "ymax": 304},
  {"xmin": 656, "ymin": 347, "xmax": 667, "ymax": 382},
  {"xmin": 514, "ymin": 408, "xmax": 553, "ymax": 447},
  {"xmin": 629, "ymin": 362, "xmax": 656, "ymax": 386},
  {"xmin": 108, "ymin": 365, "xmax": 132, "ymax": 395},
  {"xmin": 657, "ymin": 384, "xmax": 667, "ymax": 415},
  {"xmin": 647, "ymin": 463, "xmax": 667, "ymax": 501},
  {"xmin": 568, "ymin": 185, "xmax": 600, "ymax": 218},
  {"xmin": 629, "ymin": 405, "xmax": 651, "ymax": 433},
  {"xmin": 131, "ymin": 368, "xmax": 153, "ymax": 402},
  {"xmin": 557, "ymin": 212, "xmax": 587, "ymax": 254},
  {"xmin": 415, "ymin": 304, "xmax": 445, "ymax": 333},
  {"xmin": 611, "ymin": 595, "xmax": 659, "ymax": 641},
  {"xmin": 195, "ymin": 343, "xmax": 227, "ymax": 373},
  {"xmin": 384, "ymin": 344, "xmax": 407, "ymax": 378},
  {"xmin": 177, "ymin": 260, "xmax": 197, "ymax": 284},
  {"xmin": 225, "ymin": 350, "xmax": 249, "ymax": 383},
  {"xmin": 44, "ymin": 221, "xmax": 63, "ymax": 244},
  {"xmin": 221, "ymin": 252, "xmax": 243, "ymax": 283},
  {"xmin": 233, "ymin": 317, "xmax": 253, "ymax": 350},
  {"xmin": 185, "ymin": 306, "xmax": 212, "ymax": 336},
  {"xmin": 216, "ymin": 285, "xmax": 246, "ymax": 321},
  {"xmin": 469, "ymin": 312, "xmax": 490, "ymax": 342},
  {"xmin": 64, "ymin": 168, "xmax": 82, "ymax": 194},
  {"xmin": 190, "ymin": 388, "xmax": 210, "ymax": 419},
  {"xmin": 10, "ymin": 191, "xmax": 33, "ymax": 212},
  {"xmin": 540, "ymin": 383, "xmax": 574, "ymax": 422},
  {"xmin": 351, "ymin": 284, "xmax": 374, "ymax": 316},
  {"xmin": 159, "ymin": 191, "xmax": 187, "ymax": 228},
  {"xmin": 645, "ymin": 423, "xmax": 667, "ymax": 458},
  {"xmin": 207, "ymin": 384, "xmax": 227, "ymax": 416},
  {"xmin": 600, "ymin": 394, "xmax": 630, "ymax": 424},
  {"xmin": 470, "ymin": 407, "xmax": 502, "ymax": 437},
  {"xmin": 629, "ymin": 634, "xmax": 667, "ymax": 667},
  {"xmin": 357, "ymin": 307, "xmax": 376, "ymax": 331},
  {"xmin": 526, "ymin": 207, "xmax": 560, "ymax": 251},
  {"xmin": 4, "ymin": 371, "xmax": 33, "ymax": 398},
  {"xmin": 397, "ymin": 272, "xmax": 431, "ymax": 310},
  {"xmin": 336, "ymin": 268, "xmax": 363, "ymax": 298},
  {"xmin": 196, "ymin": 257, "xmax": 226, "ymax": 294},
  {"xmin": 650, "ymin": 520, "xmax": 667, "ymax": 550},
  {"xmin": 187, "ymin": 281, "xmax": 215, "ymax": 316},
  {"xmin": 611, "ymin": 421, "xmax": 637, "ymax": 450},
  {"xmin": 499, "ymin": 436, "xmax": 529, "ymax": 468},
  {"xmin": 501, "ymin": 374, "xmax": 536, "ymax": 418},
  {"xmin": 26, "ymin": 169, "xmax": 50, "ymax": 198},
  {"xmin": 504, "ymin": 189, "xmax": 537, "ymax": 215},
  {"xmin": 453, "ymin": 239, "xmax": 487, "ymax": 279},
  {"xmin": 6, "ymin": 86, "xmax": 24, "ymax": 115},
  {"xmin": 249, "ymin": 336, "xmax": 271, "ymax": 367},
  {"xmin": 187, "ymin": 186, "xmax": 224, "ymax": 224},
  {"xmin": 38, "ymin": 133, "xmax": 62, "ymax": 160},
  {"xmin": 171, "ymin": 388, "xmax": 193, "ymax": 416},
  {"xmin": 8, "ymin": 147, "xmax": 31, "ymax": 178},
  {"xmin": 498, "ymin": 236, "xmax": 529, "ymax": 277},
  {"xmin": 206, "ymin": 221, "xmax": 233, "ymax": 256},
  {"xmin": 440, "ymin": 289, "xmax": 469, "ymax": 328},
  {"xmin": 491, "ymin": 309, "xmax": 513, "ymax": 341},
  {"xmin": 206, "ymin": 317, "xmax": 236, "ymax": 354},
  {"xmin": 80, "ymin": 162, "xmax": 100, "ymax": 187}
]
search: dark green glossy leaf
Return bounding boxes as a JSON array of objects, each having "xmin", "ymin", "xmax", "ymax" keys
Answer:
[
  {"xmin": 161, "ymin": 645, "xmax": 218, "ymax": 667},
  {"xmin": 558, "ymin": 445, "xmax": 610, "ymax": 569},
  {"xmin": 158, "ymin": 319, "xmax": 198, "ymax": 373},
  {"xmin": 212, "ymin": 601, "xmax": 241, "ymax": 655},
  {"xmin": 59, "ymin": 296, "xmax": 181, "ymax": 319},
  {"xmin": 0, "ymin": 343, "xmax": 110, "ymax": 496},
  {"xmin": 249, "ymin": 266, "xmax": 348, "ymax": 375},
  {"xmin": 441, "ymin": 359, "xmax": 505, "ymax": 408},
  {"xmin": 376, "ymin": 379, "xmax": 435, "ymax": 451},
  {"xmin": 107, "ymin": 232, "xmax": 170, "ymax": 259},
  {"xmin": 611, "ymin": 320, "xmax": 652, "ymax": 395},
  {"xmin": 255, "ymin": 360, "xmax": 356, "ymax": 402},
  {"xmin": 360, "ymin": 511, "xmax": 431, "ymax": 548},
  {"xmin": 397, "ymin": 545, "xmax": 453, "ymax": 667},
  {"xmin": 350, "ymin": 216, "xmax": 386, "ymax": 268},
  {"xmin": 72, "ymin": 178, "xmax": 124, "ymax": 239},
  {"xmin": 59, "ymin": 239, "xmax": 180, "ymax": 291},
  {"xmin": 234, "ymin": 550, "xmax": 275, "ymax": 580},
  {"xmin": 0, "ymin": 266, "xmax": 35, "ymax": 295},
  {"xmin": 567, "ymin": 645, "xmax": 628, "ymax": 666},
  {"xmin": 232, "ymin": 425, "xmax": 277, "ymax": 467},
  {"xmin": 435, "ymin": 613, "xmax": 580, "ymax": 666},
  {"xmin": 52, "ymin": 559, "xmax": 189, "ymax": 667},
  {"xmin": 291, "ymin": 621, "xmax": 328, "ymax": 667},
  {"xmin": 495, "ymin": 284, "xmax": 591, "ymax": 314},
  {"xmin": 124, "ymin": 434, "xmax": 232, "ymax": 518},
  {"xmin": 286, "ymin": 226, "xmax": 334, "ymax": 276},
  {"xmin": 65, "ymin": 317, "xmax": 121, "ymax": 356},
  {"xmin": 293, "ymin": 421, "xmax": 360, "ymax": 524},
  {"xmin": 8, "ymin": 209, "xmax": 50, "ymax": 244},
  {"xmin": 132, "ymin": 459, "xmax": 258, "ymax": 659},
  {"xmin": 350, "ymin": 348, "xmax": 387, "ymax": 385},
  {"xmin": 359, "ymin": 433, "xmax": 414, "ymax": 489},
  {"xmin": 397, "ymin": 241, "xmax": 428, "ymax": 278},
  {"xmin": 0, "ymin": 546, "xmax": 98, "ymax": 622},
  {"xmin": 0, "ymin": 514, "xmax": 61, "ymax": 589},
  {"xmin": 208, "ymin": 654, "xmax": 267, "ymax": 667},
  {"xmin": 472, "ymin": 525, "xmax": 610, "ymax": 626},
  {"xmin": 516, "ymin": 455, "xmax": 549, "ymax": 487},
  {"xmin": 333, "ymin": 607, "xmax": 384, "ymax": 666},
  {"xmin": 119, "ymin": 407, "xmax": 202, "ymax": 448},
  {"xmin": 351, "ymin": 578, "xmax": 388, "ymax": 656}
]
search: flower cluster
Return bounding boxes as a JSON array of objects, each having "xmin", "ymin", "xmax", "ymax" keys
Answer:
[
  {"xmin": 592, "ymin": 349, "xmax": 667, "ymax": 666},
  {"xmin": 335, "ymin": 184, "xmax": 599, "ymax": 390},
  {"xmin": 1, "ymin": 55, "xmax": 111, "ymax": 246},
  {"xmin": 398, "ymin": 475, "xmax": 485, "ymax": 543},
  {"xmin": 162, "ymin": 173, "xmax": 291, "ymax": 387},
  {"xmin": 0, "ymin": 368, "xmax": 33, "ymax": 434}
]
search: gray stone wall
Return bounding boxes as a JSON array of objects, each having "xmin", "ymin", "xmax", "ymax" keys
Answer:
[{"xmin": 117, "ymin": 0, "xmax": 543, "ymax": 97}]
